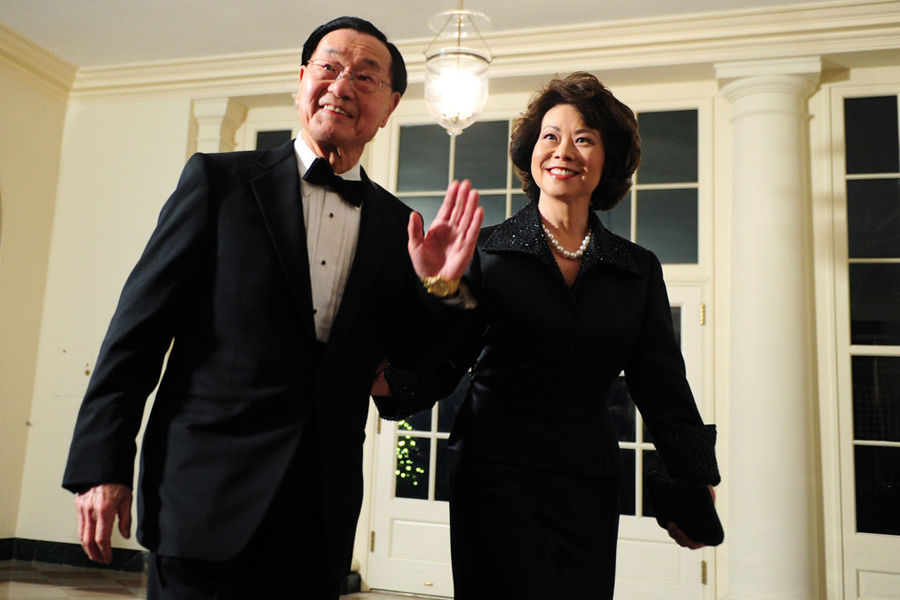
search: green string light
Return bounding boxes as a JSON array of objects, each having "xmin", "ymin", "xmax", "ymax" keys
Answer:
[{"xmin": 395, "ymin": 419, "xmax": 425, "ymax": 487}]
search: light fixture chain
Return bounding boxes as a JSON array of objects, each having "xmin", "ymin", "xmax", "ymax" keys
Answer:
[{"xmin": 424, "ymin": 14, "xmax": 454, "ymax": 58}]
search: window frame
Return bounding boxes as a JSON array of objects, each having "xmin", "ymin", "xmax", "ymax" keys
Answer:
[
  {"xmin": 386, "ymin": 96, "xmax": 714, "ymax": 279},
  {"xmin": 234, "ymin": 103, "xmax": 299, "ymax": 151}
]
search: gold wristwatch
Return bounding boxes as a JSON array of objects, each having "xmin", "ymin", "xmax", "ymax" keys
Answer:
[{"xmin": 421, "ymin": 275, "xmax": 460, "ymax": 298}]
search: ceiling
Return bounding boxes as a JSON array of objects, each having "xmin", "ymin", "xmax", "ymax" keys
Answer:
[{"xmin": 1, "ymin": 0, "xmax": 819, "ymax": 68}]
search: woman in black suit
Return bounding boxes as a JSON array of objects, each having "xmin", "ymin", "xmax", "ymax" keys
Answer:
[{"xmin": 379, "ymin": 72, "xmax": 720, "ymax": 600}]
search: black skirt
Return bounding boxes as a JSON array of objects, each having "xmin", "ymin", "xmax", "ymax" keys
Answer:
[{"xmin": 449, "ymin": 453, "xmax": 620, "ymax": 600}]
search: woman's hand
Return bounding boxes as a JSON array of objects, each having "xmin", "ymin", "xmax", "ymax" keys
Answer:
[
  {"xmin": 666, "ymin": 522, "xmax": 706, "ymax": 550},
  {"xmin": 665, "ymin": 485, "xmax": 716, "ymax": 549}
]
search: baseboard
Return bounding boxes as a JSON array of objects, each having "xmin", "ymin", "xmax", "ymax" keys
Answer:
[
  {"xmin": 0, "ymin": 537, "xmax": 362, "ymax": 590},
  {"xmin": 0, "ymin": 539, "xmax": 13, "ymax": 561},
  {"xmin": 0, "ymin": 538, "xmax": 146, "ymax": 572}
]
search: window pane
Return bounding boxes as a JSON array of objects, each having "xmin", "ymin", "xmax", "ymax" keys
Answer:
[
  {"xmin": 401, "ymin": 408, "xmax": 432, "ymax": 433},
  {"xmin": 847, "ymin": 178, "xmax": 900, "ymax": 258},
  {"xmin": 511, "ymin": 194, "xmax": 529, "ymax": 216},
  {"xmin": 637, "ymin": 110, "xmax": 698, "ymax": 184},
  {"xmin": 596, "ymin": 197, "xmax": 631, "ymax": 240},
  {"xmin": 398, "ymin": 124, "xmax": 449, "ymax": 191},
  {"xmin": 455, "ymin": 120, "xmax": 509, "ymax": 190},
  {"xmin": 850, "ymin": 264, "xmax": 900, "ymax": 345},
  {"xmin": 395, "ymin": 435, "xmax": 430, "ymax": 500},
  {"xmin": 852, "ymin": 356, "xmax": 900, "ymax": 442},
  {"xmin": 435, "ymin": 439, "xmax": 450, "ymax": 502},
  {"xmin": 255, "ymin": 129, "xmax": 292, "ymax": 150},
  {"xmin": 855, "ymin": 445, "xmax": 900, "ymax": 535},
  {"xmin": 404, "ymin": 196, "xmax": 443, "ymax": 230},
  {"xmin": 511, "ymin": 168, "xmax": 524, "ymax": 190},
  {"xmin": 618, "ymin": 449, "xmax": 635, "ymax": 515},
  {"xmin": 844, "ymin": 96, "xmax": 899, "ymax": 175},
  {"xmin": 481, "ymin": 194, "xmax": 507, "ymax": 227},
  {"xmin": 608, "ymin": 376, "xmax": 635, "ymax": 442},
  {"xmin": 635, "ymin": 189, "xmax": 698, "ymax": 263}
]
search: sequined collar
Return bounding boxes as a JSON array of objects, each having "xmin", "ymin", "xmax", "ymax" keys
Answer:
[{"xmin": 481, "ymin": 201, "xmax": 641, "ymax": 275}]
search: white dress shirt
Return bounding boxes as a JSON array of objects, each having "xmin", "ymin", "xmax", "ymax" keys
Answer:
[{"xmin": 294, "ymin": 137, "xmax": 363, "ymax": 342}]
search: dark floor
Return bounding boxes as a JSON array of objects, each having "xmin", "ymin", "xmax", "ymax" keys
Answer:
[{"xmin": 0, "ymin": 561, "xmax": 427, "ymax": 599}]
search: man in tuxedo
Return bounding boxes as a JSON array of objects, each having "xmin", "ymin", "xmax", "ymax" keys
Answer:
[{"xmin": 62, "ymin": 16, "xmax": 482, "ymax": 599}]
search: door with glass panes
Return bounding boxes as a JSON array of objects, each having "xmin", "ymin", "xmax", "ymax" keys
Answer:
[
  {"xmin": 368, "ymin": 110, "xmax": 711, "ymax": 598},
  {"xmin": 833, "ymin": 92, "xmax": 900, "ymax": 599}
]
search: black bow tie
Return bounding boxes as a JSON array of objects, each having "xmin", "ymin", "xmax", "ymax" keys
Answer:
[{"xmin": 303, "ymin": 157, "xmax": 365, "ymax": 207}]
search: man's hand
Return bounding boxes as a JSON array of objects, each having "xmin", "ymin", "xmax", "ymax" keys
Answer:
[
  {"xmin": 371, "ymin": 358, "xmax": 392, "ymax": 397},
  {"xmin": 408, "ymin": 180, "xmax": 483, "ymax": 281},
  {"xmin": 75, "ymin": 483, "xmax": 132, "ymax": 564}
]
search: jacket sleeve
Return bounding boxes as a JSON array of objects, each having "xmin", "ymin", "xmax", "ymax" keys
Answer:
[
  {"xmin": 373, "ymin": 246, "xmax": 486, "ymax": 421},
  {"xmin": 62, "ymin": 154, "xmax": 212, "ymax": 493},
  {"xmin": 373, "ymin": 358, "xmax": 472, "ymax": 421},
  {"xmin": 624, "ymin": 254, "xmax": 721, "ymax": 486}
]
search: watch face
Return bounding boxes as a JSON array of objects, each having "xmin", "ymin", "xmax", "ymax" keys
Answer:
[
  {"xmin": 431, "ymin": 280, "xmax": 450, "ymax": 296},
  {"xmin": 423, "ymin": 276, "xmax": 458, "ymax": 297}
]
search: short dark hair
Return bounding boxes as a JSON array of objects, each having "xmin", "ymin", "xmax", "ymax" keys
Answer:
[
  {"xmin": 509, "ymin": 72, "xmax": 641, "ymax": 211},
  {"xmin": 302, "ymin": 16, "xmax": 408, "ymax": 96}
]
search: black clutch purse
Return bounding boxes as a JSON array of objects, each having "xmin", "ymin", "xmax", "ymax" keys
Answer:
[{"xmin": 646, "ymin": 470, "xmax": 724, "ymax": 546}]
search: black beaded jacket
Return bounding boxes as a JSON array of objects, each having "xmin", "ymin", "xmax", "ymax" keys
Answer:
[{"xmin": 380, "ymin": 202, "xmax": 720, "ymax": 485}]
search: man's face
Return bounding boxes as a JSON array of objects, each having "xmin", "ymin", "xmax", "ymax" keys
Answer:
[{"xmin": 297, "ymin": 28, "xmax": 401, "ymax": 160}]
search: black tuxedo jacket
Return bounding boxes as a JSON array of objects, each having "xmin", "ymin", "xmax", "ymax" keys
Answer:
[{"xmin": 63, "ymin": 140, "xmax": 457, "ymax": 579}]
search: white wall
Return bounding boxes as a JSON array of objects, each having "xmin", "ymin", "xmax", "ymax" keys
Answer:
[
  {"xmin": 0, "ymin": 57, "xmax": 68, "ymax": 540},
  {"xmin": 15, "ymin": 96, "xmax": 193, "ymax": 547}
]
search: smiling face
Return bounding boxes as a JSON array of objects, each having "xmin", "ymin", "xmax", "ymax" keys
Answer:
[
  {"xmin": 297, "ymin": 28, "xmax": 401, "ymax": 167},
  {"xmin": 530, "ymin": 103, "xmax": 605, "ymax": 205}
]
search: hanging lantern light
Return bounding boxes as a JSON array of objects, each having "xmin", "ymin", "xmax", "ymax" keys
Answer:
[{"xmin": 424, "ymin": 2, "xmax": 493, "ymax": 136}]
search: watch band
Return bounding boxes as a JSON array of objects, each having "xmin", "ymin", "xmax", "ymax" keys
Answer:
[{"xmin": 421, "ymin": 275, "xmax": 460, "ymax": 298}]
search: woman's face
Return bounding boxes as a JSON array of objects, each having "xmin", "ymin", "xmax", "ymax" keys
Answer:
[{"xmin": 530, "ymin": 103, "xmax": 605, "ymax": 204}]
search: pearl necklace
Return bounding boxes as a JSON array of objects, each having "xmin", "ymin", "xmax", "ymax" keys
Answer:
[{"xmin": 542, "ymin": 223, "xmax": 591, "ymax": 260}]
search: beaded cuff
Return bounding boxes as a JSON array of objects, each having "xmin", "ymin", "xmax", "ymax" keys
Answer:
[
  {"xmin": 654, "ymin": 424, "xmax": 721, "ymax": 486},
  {"xmin": 374, "ymin": 361, "xmax": 465, "ymax": 421}
]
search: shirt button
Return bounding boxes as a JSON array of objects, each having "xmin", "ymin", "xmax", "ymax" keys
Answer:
[
  {"xmin": 321, "ymin": 260, "xmax": 326, "ymax": 265},
  {"xmin": 329, "ymin": 212, "xmax": 334, "ymax": 218}
]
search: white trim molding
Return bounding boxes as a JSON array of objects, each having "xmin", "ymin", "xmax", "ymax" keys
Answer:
[
  {"xmin": 53, "ymin": 0, "xmax": 900, "ymax": 101},
  {"xmin": 402, "ymin": 0, "xmax": 900, "ymax": 81},
  {"xmin": 191, "ymin": 97, "xmax": 248, "ymax": 155},
  {"xmin": 0, "ymin": 22, "xmax": 75, "ymax": 99}
]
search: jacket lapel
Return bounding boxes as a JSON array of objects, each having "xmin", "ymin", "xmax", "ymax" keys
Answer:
[
  {"xmin": 482, "ymin": 201, "xmax": 641, "ymax": 276},
  {"xmin": 250, "ymin": 141, "xmax": 317, "ymax": 341}
]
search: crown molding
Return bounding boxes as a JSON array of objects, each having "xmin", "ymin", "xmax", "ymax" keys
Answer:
[
  {"xmin": 0, "ymin": 23, "xmax": 76, "ymax": 98},
  {"xmin": 401, "ymin": 0, "xmax": 900, "ymax": 80},
  {"xmin": 70, "ymin": 49, "xmax": 302, "ymax": 101},
  {"xmin": 65, "ymin": 0, "xmax": 900, "ymax": 101}
]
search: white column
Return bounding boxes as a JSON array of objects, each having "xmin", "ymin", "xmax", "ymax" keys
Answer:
[
  {"xmin": 191, "ymin": 97, "xmax": 247, "ymax": 154},
  {"xmin": 716, "ymin": 57, "xmax": 822, "ymax": 600}
]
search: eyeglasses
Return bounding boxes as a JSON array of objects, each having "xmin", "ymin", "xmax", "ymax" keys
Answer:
[{"xmin": 307, "ymin": 60, "xmax": 391, "ymax": 95}]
